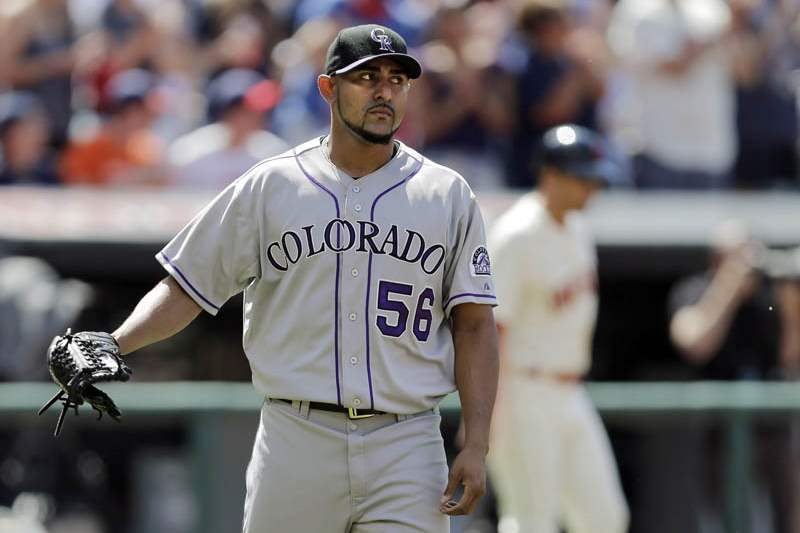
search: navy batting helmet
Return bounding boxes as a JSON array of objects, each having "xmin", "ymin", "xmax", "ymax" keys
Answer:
[{"xmin": 539, "ymin": 124, "xmax": 621, "ymax": 186}]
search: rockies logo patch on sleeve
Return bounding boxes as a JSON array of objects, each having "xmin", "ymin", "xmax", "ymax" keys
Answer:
[{"xmin": 471, "ymin": 246, "xmax": 491, "ymax": 276}]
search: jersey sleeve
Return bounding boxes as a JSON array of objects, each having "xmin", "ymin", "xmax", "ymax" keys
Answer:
[
  {"xmin": 156, "ymin": 176, "xmax": 261, "ymax": 315},
  {"xmin": 442, "ymin": 192, "xmax": 498, "ymax": 317}
]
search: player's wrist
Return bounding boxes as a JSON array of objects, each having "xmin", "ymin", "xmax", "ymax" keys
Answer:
[
  {"xmin": 110, "ymin": 330, "xmax": 133, "ymax": 356},
  {"xmin": 460, "ymin": 441, "xmax": 490, "ymax": 456}
]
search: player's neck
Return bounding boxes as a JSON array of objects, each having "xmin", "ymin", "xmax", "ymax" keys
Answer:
[
  {"xmin": 542, "ymin": 193, "xmax": 567, "ymax": 226},
  {"xmin": 326, "ymin": 129, "xmax": 396, "ymax": 178}
]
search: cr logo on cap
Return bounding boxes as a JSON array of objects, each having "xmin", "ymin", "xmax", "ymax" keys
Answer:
[{"xmin": 370, "ymin": 28, "xmax": 395, "ymax": 52}]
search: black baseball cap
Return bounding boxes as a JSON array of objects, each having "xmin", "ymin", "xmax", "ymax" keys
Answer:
[
  {"xmin": 325, "ymin": 24, "xmax": 422, "ymax": 79},
  {"xmin": 539, "ymin": 124, "xmax": 621, "ymax": 186}
]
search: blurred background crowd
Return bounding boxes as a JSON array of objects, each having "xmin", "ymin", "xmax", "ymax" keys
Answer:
[
  {"xmin": 3, "ymin": 0, "xmax": 800, "ymax": 532},
  {"xmin": 2, "ymin": 0, "xmax": 800, "ymax": 191}
]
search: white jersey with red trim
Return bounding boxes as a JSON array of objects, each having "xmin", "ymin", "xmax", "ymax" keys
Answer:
[
  {"xmin": 157, "ymin": 136, "xmax": 496, "ymax": 414},
  {"xmin": 490, "ymin": 192, "xmax": 597, "ymax": 375}
]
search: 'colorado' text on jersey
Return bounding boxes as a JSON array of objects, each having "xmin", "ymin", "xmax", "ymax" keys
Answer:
[
  {"xmin": 264, "ymin": 219, "xmax": 447, "ymax": 275},
  {"xmin": 157, "ymin": 137, "xmax": 496, "ymax": 413}
]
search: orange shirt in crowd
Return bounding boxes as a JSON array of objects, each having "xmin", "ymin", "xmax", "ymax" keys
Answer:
[{"xmin": 59, "ymin": 130, "xmax": 164, "ymax": 185}]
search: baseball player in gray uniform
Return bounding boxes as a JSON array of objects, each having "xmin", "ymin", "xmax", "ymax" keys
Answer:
[{"xmin": 107, "ymin": 24, "xmax": 499, "ymax": 533}]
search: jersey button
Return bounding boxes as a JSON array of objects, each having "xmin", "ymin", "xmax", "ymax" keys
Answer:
[
  {"xmin": 349, "ymin": 422, "xmax": 358, "ymax": 431},
  {"xmin": 354, "ymin": 204, "xmax": 362, "ymax": 212},
  {"xmin": 352, "ymin": 398, "xmax": 362, "ymax": 406},
  {"xmin": 352, "ymin": 186, "xmax": 360, "ymax": 193},
  {"xmin": 349, "ymin": 312, "xmax": 357, "ymax": 321},
  {"xmin": 350, "ymin": 356, "xmax": 358, "ymax": 365},
  {"xmin": 351, "ymin": 268, "xmax": 359, "ymax": 277}
]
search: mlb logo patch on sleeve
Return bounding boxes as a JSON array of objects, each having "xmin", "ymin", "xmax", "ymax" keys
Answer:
[{"xmin": 471, "ymin": 246, "xmax": 491, "ymax": 276}]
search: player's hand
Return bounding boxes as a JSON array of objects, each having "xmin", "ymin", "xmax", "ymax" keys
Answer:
[{"xmin": 439, "ymin": 445, "xmax": 487, "ymax": 516}]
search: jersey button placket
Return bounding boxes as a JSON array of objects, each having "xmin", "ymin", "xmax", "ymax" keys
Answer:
[{"xmin": 340, "ymin": 181, "xmax": 372, "ymax": 413}]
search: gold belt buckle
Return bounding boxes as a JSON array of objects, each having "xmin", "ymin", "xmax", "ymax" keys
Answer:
[{"xmin": 348, "ymin": 407, "xmax": 375, "ymax": 419}]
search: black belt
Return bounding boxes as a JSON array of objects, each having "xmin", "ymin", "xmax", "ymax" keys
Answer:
[{"xmin": 272, "ymin": 399, "xmax": 387, "ymax": 419}]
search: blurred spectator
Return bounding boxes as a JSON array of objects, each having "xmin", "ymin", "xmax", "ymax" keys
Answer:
[
  {"xmin": 168, "ymin": 69, "xmax": 288, "ymax": 189},
  {"xmin": 291, "ymin": 0, "xmax": 435, "ymax": 46},
  {"xmin": 76, "ymin": 0, "xmax": 159, "ymax": 116},
  {"xmin": 671, "ymin": 222, "xmax": 800, "ymax": 379},
  {"xmin": 60, "ymin": 69, "xmax": 166, "ymax": 186},
  {"xmin": 0, "ymin": 0, "xmax": 78, "ymax": 147},
  {"xmin": 729, "ymin": 0, "xmax": 800, "ymax": 189},
  {"xmin": 101, "ymin": 0, "xmax": 157, "ymax": 72},
  {"xmin": 412, "ymin": 3, "xmax": 514, "ymax": 191},
  {"xmin": 607, "ymin": 0, "xmax": 737, "ymax": 189},
  {"xmin": 140, "ymin": 0, "xmax": 207, "ymax": 143},
  {"xmin": 196, "ymin": 0, "xmax": 284, "ymax": 77},
  {"xmin": 0, "ymin": 92, "xmax": 59, "ymax": 185},
  {"xmin": 506, "ymin": 1, "xmax": 606, "ymax": 188},
  {"xmin": 101, "ymin": 0, "xmax": 155, "ymax": 60},
  {"xmin": 270, "ymin": 16, "xmax": 344, "ymax": 144},
  {"xmin": 569, "ymin": 0, "xmax": 614, "ymax": 32},
  {"xmin": 668, "ymin": 221, "xmax": 800, "ymax": 533}
]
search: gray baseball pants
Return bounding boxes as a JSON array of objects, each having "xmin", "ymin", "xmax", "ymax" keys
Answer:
[{"xmin": 242, "ymin": 398, "xmax": 450, "ymax": 533}]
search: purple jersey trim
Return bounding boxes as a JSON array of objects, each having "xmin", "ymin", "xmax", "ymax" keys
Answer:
[
  {"xmin": 365, "ymin": 158, "xmax": 425, "ymax": 409},
  {"xmin": 294, "ymin": 147, "xmax": 343, "ymax": 407},
  {"xmin": 243, "ymin": 153, "xmax": 296, "ymax": 173},
  {"xmin": 158, "ymin": 252, "xmax": 220, "ymax": 312},
  {"xmin": 444, "ymin": 292, "xmax": 498, "ymax": 309}
]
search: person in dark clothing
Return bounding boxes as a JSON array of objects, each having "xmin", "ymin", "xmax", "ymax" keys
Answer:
[
  {"xmin": 729, "ymin": 0, "xmax": 800, "ymax": 189},
  {"xmin": 0, "ymin": 92, "xmax": 59, "ymax": 186},
  {"xmin": 0, "ymin": 0, "xmax": 77, "ymax": 148},
  {"xmin": 669, "ymin": 221, "xmax": 800, "ymax": 533},
  {"xmin": 507, "ymin": 3, "xmax": 605, "ymax": 188},
  {"xmin": 412, "ymin": 4, "xmax": 514, "ymax": 191}
]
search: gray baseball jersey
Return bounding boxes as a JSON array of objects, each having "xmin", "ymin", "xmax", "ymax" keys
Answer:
[{"xmin": 157, "ymin": 136, "xmax": 496, "ymax": 414}]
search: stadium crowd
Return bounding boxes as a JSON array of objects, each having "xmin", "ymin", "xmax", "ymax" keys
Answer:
[{"xmin": 1, "ymin": 0, "xmax": 800, "ymax": 191}]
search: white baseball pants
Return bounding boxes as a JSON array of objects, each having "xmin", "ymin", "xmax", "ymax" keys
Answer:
[{"xmin": 490, "ymin": 377, "xmax": 629, "ymax": 533}]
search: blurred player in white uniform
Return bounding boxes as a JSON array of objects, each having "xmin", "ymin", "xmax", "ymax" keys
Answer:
[{"xmin": 489, "ymin": 124, "xmax": 629, "ymax": 533}]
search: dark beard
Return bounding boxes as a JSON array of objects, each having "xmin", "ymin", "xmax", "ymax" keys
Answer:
[{"xmin": 338, "ymin": 100, "xmax": 398, "ymax": 145}]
